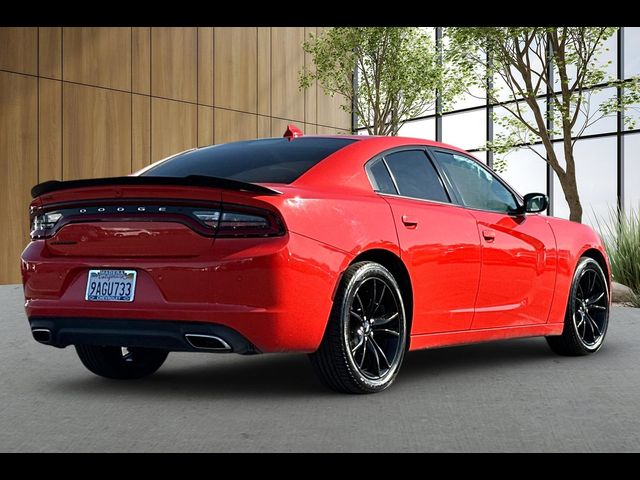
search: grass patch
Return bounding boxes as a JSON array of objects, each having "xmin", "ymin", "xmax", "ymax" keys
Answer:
[{"xmin": 596, "ymin": 208, "xmax": 640, "ymax": 307}]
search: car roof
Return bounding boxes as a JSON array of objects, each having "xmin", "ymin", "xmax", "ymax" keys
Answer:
[
  {"xmin": 289, "ymin": 134, "xmax": 477, "ymax": 193},
  {"xmin": 306, "ymin": 134, "xmax": 471, "ymax": 155}
]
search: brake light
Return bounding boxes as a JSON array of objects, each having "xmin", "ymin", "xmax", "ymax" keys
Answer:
[
  {"xmin": 30, "ymin": 211, "xmax": 63, "ymax": 239},
  {"xmin": 194, "ymin": 206, "xmax": 284, "ymax": 237}
]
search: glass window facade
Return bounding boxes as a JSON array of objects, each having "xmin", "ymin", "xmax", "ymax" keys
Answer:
[{"xmin": 354, "ymin": 27, "xmax": 639, "ymax": 225}]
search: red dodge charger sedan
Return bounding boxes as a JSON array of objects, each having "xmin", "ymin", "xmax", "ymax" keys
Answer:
[{"xmin": 21, "ymin": 130, "xmax": 611, "ymax": 393}]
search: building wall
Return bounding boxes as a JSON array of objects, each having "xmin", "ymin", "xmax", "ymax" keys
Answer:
[{"xmin": 0, "ymin": 27, "xmax": 351, "ymax": 284}]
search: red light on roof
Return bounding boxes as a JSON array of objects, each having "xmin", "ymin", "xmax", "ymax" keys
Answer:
[{"xmin": 283, "ymin": 124, "xmax": 304, "ymax": 141}]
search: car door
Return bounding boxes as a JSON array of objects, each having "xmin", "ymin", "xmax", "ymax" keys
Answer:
[
  {"xmin": 430, "ymin": 149, "xmax": 556, "ymax": 329},
  {"xmin": 366, "ymin": 148, "xmax": 481, "ymax": 335}
]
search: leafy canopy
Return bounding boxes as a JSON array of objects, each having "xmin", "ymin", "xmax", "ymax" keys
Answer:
[
  {"xmin": 448, "ymin": 27, "xmax": 640, "ymax": 173},
  {"xmin": 301, "ymin": 27, "xmax": 465, "ymax": 135}
]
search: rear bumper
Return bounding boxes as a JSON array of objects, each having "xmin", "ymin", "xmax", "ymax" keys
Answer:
[
  {"xmin": 28, "ymin": 317, "xmax": 258, "ymax": 354},
  {"xmin": 22, "ymin": 232, "xmax": 352, "ymax": 353}
]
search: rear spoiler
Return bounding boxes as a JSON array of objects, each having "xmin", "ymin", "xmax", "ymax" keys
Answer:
[{"xmin": 31, "ymin": 175, "xmax": 282, "ymax": 198}]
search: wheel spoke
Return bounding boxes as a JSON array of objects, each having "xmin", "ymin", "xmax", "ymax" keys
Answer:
[
  {"xmin": 588, "ymin": 305, "xmax": 607, "ymax": 311},
  {"xmin": 372, "ymin": 283, "xmax": 387, "ymax": 317},
  {"xmin": 367, "ymin": 340, "xmax": 381, "ymax": 376},
  {"xmin": 586, "ymin": 292, "xmax": 604, "ymax": 306},
  {"xmin": 579, "ymin": 318, "xmax": 587, "ymax": 341},
  {"xmin": 588, "ymin": 270, "xmax": 597, "ymax": 295},
  {"xmin": 372, "ymin": 311, "xmax": 398, "ymax": 326},
  {"xmin": 351, "ymin": 337, "xmax": 365, "ymax": 355},
  {"xmin": 350, "ymin": 310, "xmax": 364, "ymax": 322},
  {"xmin": 586, "ymin": 313, "xmax": 602, "ymax": 337},
  {"xmin": 576, "ymin": 314, "xmax": 585, "ymax": 329},
  {"xmin": 358, "ymin": 337, "xmax": 368, "ymax": 368},
  {"xmin": 355, "ymin": 293, "xmax": 366, "ymax": 317},
  {"xmin": 369, "ymin": 337, "xmax": 391, "ymax": 369},
  {"xmin": 373, "ymin": 328, "xmax": 400, "ymax": 337},
  {"xmin": 369, "ymin": 279, "xmax": 377, "ymax": 317}
]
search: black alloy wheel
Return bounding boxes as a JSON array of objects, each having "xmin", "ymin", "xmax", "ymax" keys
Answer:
[
  {"xmin": 309, "ymin": 261, "xmax": 408, "ymax": 394},
  {"xmin": 547, "ymin": 257, "xmax": 610, "ymax": 356}
]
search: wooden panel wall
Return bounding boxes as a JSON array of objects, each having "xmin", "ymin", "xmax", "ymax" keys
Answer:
[
  {"xmin": 0, "ymin": 27, "xmax": 351, "ymax": 284},
  {"xmin": 0, "ymin": 72, "xmax": 37, "ymax": 284}
]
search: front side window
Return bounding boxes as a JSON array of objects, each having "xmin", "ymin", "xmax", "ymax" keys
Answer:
[
  {"xmin": 433, "ymin": 151, "xmax": 519, "ymax": 213},
  {"xmin": 383, "ymin": 150, "xmax": 449, "ymax": 203}
]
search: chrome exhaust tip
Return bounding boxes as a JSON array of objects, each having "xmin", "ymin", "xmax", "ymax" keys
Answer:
[
  {"xmin": 32, "ymin": 328, "xmax": 52, "ymax": 344},
  {"xmin": 185, "ymin": 334, "xmax": 232, "ymax": 352}
]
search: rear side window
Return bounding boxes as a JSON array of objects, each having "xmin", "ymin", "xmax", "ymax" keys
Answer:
[
  {"xmin": 383, "ymin": 150, "xmax": 449, "ymax": 203},
  {"xmin": 368, "ymin": 159, "xmax": 398, "ymax": 194},
  {"xmin": 142, "ymin": 137, "xmax": 356, "ymax": 184}
]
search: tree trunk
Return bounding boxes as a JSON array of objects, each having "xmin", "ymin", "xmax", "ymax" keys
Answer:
[{"xmin": 557, "ymin": 170, "xmax": 583, "ymax": 223}]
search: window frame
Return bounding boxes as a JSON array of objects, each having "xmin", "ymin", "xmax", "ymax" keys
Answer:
[
  {"xmin": 428, "ymin": 147, "xmax": 524, "ymax": 215},
  {"xmin": 364, "ymin": 146, "xmax": 453, "ymax": 205}
]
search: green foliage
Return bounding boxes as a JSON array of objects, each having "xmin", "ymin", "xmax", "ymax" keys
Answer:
[
  {"xmin": 448, "ymin": 27, "xmax": 640, "ymax": 222},
  {"xmin": 300, "ymin": 27, "xmax": 465, "ymax": 135},
  {"xmin": 596, "ymin": 207, "xmax": 640, "ymax": 307}
]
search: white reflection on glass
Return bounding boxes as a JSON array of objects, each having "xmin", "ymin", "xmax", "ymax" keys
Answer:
[
  {"xmin": 442, "ymin": 109, "xmax": 486, "ymax": 150},
  {"xmin": 499, "ymin": 145, "xmax": 547, "ymax": 199},
  {"xmin": 552, "ymin": 137, "xmax": 617, "ymax": 229},
  {"xmin": 398, "ymin": 118, "xmax": 436, "ymax": 140},
  {"xmin": 624, "ymin": 133, "xmax": 640, "ymax": 213}
]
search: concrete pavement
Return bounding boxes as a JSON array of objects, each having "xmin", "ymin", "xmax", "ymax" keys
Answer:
[{"xmin": 1, "ymin": 283, "xmax": 639, "ymax": 452}]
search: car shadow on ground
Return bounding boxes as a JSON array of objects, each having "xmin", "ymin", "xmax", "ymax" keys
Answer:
[{"xmin": 48, "ymin": 337, "xmax": 570, "ymax": 398}]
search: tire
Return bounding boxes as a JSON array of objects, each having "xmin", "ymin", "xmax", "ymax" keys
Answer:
[
  {"xmin": 546, "ymin": 257, "xmax": 610, "ymax": 356},
  {"xmin": 75, "ymin": 345, "xmax": 169, "ymax": 380},
  {"xmin": 309, "ymin": 261, "xmax": 408, "ymax": 394}
]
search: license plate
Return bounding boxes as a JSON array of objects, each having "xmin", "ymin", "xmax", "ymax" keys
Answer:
[{"xmin": 85, "ymin": 269, "xmax": 137, "ymax": 302}]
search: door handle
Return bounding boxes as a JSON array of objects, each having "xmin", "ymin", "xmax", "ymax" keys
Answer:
[
  {"xmin": 401, "ymin": 215, "xmax": 419, "ymax": 228},
  {"xmin": 482, "ymin": 229, "xmax": 496, "ymax": 242}
]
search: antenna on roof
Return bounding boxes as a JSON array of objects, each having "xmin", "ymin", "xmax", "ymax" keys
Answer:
[{"xmin": 283, "ymin": 124, "xmax": 304, "ymax": 141}]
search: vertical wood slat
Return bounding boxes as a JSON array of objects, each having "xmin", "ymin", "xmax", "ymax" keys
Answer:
[
  {"xmin": 214, "ymin": 27, "xmax": 257, "ymax": 113},
  {"xmin": 132, "ymin": 27, "xmax": 150, "ymax": 95},
  {"xmin": 257, "ymin": 116, "xmax": 271, "ymax": 139},
  {"xmin": 198, "ymin": 27, "xmax": 214, "ymax": 106},
  {"xmin": 63, "ymin": 83, "xmax": 131, "ymax": 180},
  {"xmin": 198, "ymin": 105, "xmax": 214, "ymax": 147},
  {"xmin": 257, "ymin": 27, "xmax": 271, "ymax": 116},
  {"xmin": 0, "ymin": 72, "xmax": 38, "ymax": 284},
  {"xmin": 271, "ymin": 27, "xmax": 305, "ymax": 123},
  {"xmin": 151, "ymin": 98, "xmax": 197, "ymax": 162},
  {"xmin": 62, "ymin": 27, "xmax": 132, "ymax": 91},
  {"xmin": 214, "ymin": 108, "xmax": 257, "ymax": 144},
  {"xmin": 38, "ymin": 78, "xmax": 62, "ymax": 181},
  {"xmin": 132, "ymin": 94, "xmax": 151, "ymax": 172},
  {"xmin": 303, "ymin": 27, "xmax": 317, "ymax": 126},
  {"xmin": 0, "ymin": 28, "xmax": 38, "ymax": 75},
  {"xmin": 151, "ymin": 27, "xmax": 197, "ymax": 103},
  {"xmin": 39, "ymin": 27, "xmax": 62, "ymax": 79}
]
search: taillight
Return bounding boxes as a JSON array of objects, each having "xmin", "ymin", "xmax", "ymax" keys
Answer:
[
  {"xmin": 194, "ymin": 205, "xmax": 284, "ymax": 237},
  {"xmin": 30, "ymin": 211, "xmax": 63, "ymax": 239}
]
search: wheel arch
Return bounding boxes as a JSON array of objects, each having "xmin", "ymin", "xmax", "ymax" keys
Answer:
[
  {"xmin": 349, "ymin": 249, "xmax": 414, "ymax": 337},
  {"xmin": 580, "ymin": 248, "xmax": 610, "ymax": 284}
]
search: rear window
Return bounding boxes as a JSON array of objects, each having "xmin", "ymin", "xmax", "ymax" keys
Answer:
[{"xmin": 142, "ymin": 137, "xmax": 356, "ymax": 184}]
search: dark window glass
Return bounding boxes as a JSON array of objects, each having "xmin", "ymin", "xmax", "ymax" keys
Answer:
[
  {"xmin": 368, "ymin": 159, "xmax": 398, "ymax": 194},
  {"xmin": 433, "ymin": 151, "xmax": 518, "ymax": 213},
  {"xmin": 384, "ymin": 150, "xmax": 449, "ymax": 202},
  {"xmin": 143, "ymin": 137, "xmax": 356, "ymax": 184}
]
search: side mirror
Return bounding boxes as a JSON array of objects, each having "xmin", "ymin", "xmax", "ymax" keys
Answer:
[{"xmin": 523, "ymin": 193, "xmax": 548, "ymax": 213}]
